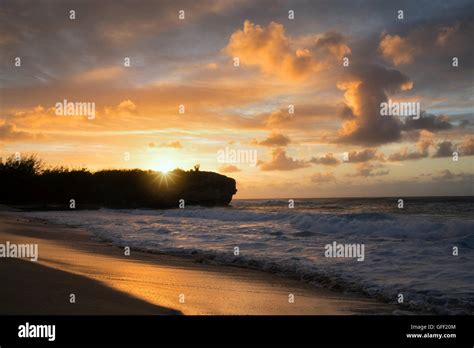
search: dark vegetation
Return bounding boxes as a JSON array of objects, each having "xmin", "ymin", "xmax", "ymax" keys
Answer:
[{"xmin": 0, "ymin": 155, "xmax": 237, "ymax": 209}]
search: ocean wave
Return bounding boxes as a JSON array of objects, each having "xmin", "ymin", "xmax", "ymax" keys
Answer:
[
  {"xmin": 18, "ymin": 207, "xmax": 474, "ymax": 315},
  {"xmin": 289, "ymin": 213, "xmax": 473, "ymax": 240},
  {"xmin": 160, "ymin": 207, "xmax": 291, "ymax": 222},
  {"xmin": 73, "ymin": 231, "xmax": 474, "ymax": 315}
]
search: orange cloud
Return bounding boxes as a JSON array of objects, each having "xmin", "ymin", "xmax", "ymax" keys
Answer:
[
  {"xmin": 225, "ymin": 20, "xmax": 317, "ymax": 81},
  {"xmin": 0, "ymin": 122, "xmax": 44, "ymax": 142},
  {"xmin": 460, "ymin": 135, "xmax": 474, "ymax": 156},
  {"xmin": 379, "ymin": 33, "xmax": 419, "ymax": 65},
  {"xmin": 260, "ymin": 104, "xmax": 338, "ymax": 131},
  {"xmin": 436, "ymin": 23, "xmax": 460, "ymax": 46},
  {"xmin": 71, "ymin": 66, "xmax": 124, "ymax": 83},
  {"xmin": 258, "ymin": 148, "xmax": 309, "ymax": 171},
  {"xmin": 309, "ymin": 153, "xmax": 340, "ymax": 166},
  {"xmin": 149, "ymin": 141, "xmax": 183, "ymax": 149},
  {"xmin": 225, "ymin": 21, "xmax": 349, "ymax": 81},
  {"xmin": 346, "ymin": 148, "xmax": 384, "ymax": 163},
  {"xmin": 310, "ymin": 171, "xmax": 336, "ymax": 183},
  {"xmin": 349, "ymin": 163, "xmax": 389, "ymax": 177},
  {"xmin": 252, "ymin": 133, "xmax": 291, "ymax": 147},
  {"xmin": 218, "ymin": 164, "xmax": 241, "ymax": 173}
]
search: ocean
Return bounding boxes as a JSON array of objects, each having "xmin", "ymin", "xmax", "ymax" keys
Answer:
[{"xmin": 20, "ymin": 196, "xmax": 474, "ymax": 314}]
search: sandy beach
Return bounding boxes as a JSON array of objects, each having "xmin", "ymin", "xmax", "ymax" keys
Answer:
[{"xmin": 0, "ymin": 212, "xmax": 396, "ymax": 315}]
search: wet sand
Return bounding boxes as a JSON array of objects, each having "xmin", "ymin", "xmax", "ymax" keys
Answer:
[{"xmin": 0, "ymin": 213, "xmax": 396, "ymax": 315}]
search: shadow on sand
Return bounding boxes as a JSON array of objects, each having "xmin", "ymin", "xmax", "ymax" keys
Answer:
[{"xmin": 0, "ymin": 258, "xmax": 181, "ymax": 315}]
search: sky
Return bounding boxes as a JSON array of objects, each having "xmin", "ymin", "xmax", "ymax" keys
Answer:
[{"xmin": 0, "ymin": 0, "xmax": 473, "ymax": 198}]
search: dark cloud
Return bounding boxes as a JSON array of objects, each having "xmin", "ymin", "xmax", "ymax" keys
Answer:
[
  {"xmin": 376, "ymin": 16, "xmax": 474, "ymax": 114},
  {"xmin": 388, "ymin": 130, "xmax": 433, "ymax": 161},
  {"xmin": 0, "ymin": 0, "xmax": 242, "ymax": 87},
  {"xmin": 348, "ymin": 163, "xmax": 390, "ymax": 177},
  {"xmin": 261, "ymin": 104, "xmax": 338, "ymax": 130},
  {"xmin": 310, "ymin": 171, "xmax": 336, "ymax": 183},
  {"xmin": 336, "ymin": 64, "xmax": 411, "ymax": 145},
  {"xmin": 388, "ymin": 150, "xmax": 428, "ymax": 161},
  {"xmin": 402, "ymin": 113, "xmax": 453, "ymax": 132},
  {"xmin": 309, "ymin": 153, "xmax": 340, "ymax": 166},
  {"xmin": 338, "ymin": 105, "xmax": 355, "ymax": 120},
  {"xmin": 379, "ymin": 18, "xmax": 474, "ymax": 69},
  {"xmin": 433, "ymin": 169, "xmax": 474, "ymax": 182},
  {"xmin": 0, "ymin": 122, "xmax": 39, "ymax": 141},
  {"xmin": 433, "ymin": 141, "xmax": 456, "ymax": 157},
  {"xmin": 346, "ymin": 148, "xmax": 382, "ymax": 162},
  {"xmin": 431, "ymin": 136, "xmax": 474, "ymax": 158}
]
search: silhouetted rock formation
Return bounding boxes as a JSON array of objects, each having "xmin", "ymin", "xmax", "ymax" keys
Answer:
[{"xmin": 0, "ymin": 155, "xmax": 237, "ymax": 209}]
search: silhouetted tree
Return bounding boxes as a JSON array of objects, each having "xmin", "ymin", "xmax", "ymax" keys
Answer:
[{"xmin": 0, "ymin": 154, "xmax": 236, "ymax": 209}]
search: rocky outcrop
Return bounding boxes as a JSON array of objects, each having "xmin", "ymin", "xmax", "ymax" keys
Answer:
[
  {"xmin": 0, "ymin": 155, "xmax": 237, "ymax": 209},
  {"xmin": 176, "ymin": 170, "xmax": 237, "ymax": 206}
]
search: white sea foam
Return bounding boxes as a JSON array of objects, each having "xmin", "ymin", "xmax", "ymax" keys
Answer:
[{"xmin": 19, "ymin": 204, "xmax": 474, "ymax": 314}]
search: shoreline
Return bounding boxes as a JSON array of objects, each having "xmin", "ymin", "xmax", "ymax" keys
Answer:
[{"xmin": 0, "ymin": 212, "xmax": 397, "ymax": 315}]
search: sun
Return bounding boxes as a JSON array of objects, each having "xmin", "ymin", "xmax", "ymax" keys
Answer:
[{"xmin": 153, "ymin": 159, "xmax": 176, "ymax": 173}]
